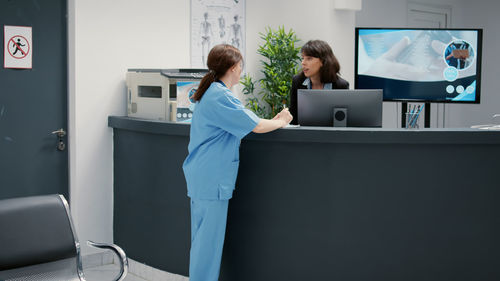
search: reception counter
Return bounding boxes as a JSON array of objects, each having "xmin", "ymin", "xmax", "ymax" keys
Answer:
[{"xmin": 109, "ymin": 116, "xmax": 500, "ymax": 281}]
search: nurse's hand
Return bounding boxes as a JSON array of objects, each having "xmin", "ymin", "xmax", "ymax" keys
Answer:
[
  {"xmin": 252, "ymin": 109, "xmax": 292, "ymax": 133},
  {"xmin": 275, "ymin": 108, "xmax": 292, "ymax": 127}
]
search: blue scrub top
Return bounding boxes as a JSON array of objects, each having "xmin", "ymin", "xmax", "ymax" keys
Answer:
[{"xmin": 183, "ymin": 81, "xmax": 260, "ymax": 200}]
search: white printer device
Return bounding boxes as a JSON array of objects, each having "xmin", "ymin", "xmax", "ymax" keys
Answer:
[{"xmin": 126, "ymin": 68, "xmax": 208, "ymax": 121}]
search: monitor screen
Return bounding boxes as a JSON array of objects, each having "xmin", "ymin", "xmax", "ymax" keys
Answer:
[
  {"xmin": 297, "ymin": 89, "xmax": 383, "ymax": 127},
  {"xmin": 176, "ymin": 81, "xmax": 199, "ymax": 122},
  {"xmin": 355, "ymin": 28, "xmax": 482, "ymax": 103}
]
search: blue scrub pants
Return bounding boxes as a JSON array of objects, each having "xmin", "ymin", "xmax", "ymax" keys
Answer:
[{"xmin": 189, "ymin": 198, "xmax": 229, "ymax": 281}]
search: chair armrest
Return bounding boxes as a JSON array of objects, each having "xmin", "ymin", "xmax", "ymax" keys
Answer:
[{"xmin": 87, "ymin": 241, "xmax": 128, "ymax": 281}]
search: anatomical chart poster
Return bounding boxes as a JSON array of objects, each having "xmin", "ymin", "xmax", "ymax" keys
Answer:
[{"xmin": 191, "ymin": 0, "xmax": 245, "ymax": 68}]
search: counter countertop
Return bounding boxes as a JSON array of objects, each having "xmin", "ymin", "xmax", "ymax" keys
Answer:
[{"xmin": 108, "ymin": 116, "xmax": 500, "ymax": 144}]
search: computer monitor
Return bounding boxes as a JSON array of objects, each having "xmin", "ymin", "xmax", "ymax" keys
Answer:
[
  {"xmin": 355, "ymin": 28, "xmax": 482, "ymax": 103},
  {"xmin": 297, "ymin": 89, "xmax": 383, "ymax": 127}
]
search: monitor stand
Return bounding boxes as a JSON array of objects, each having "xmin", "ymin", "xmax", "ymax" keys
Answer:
[{"xmin": 401, "ymin": 102, "xmax": 431, "ymax": 128}]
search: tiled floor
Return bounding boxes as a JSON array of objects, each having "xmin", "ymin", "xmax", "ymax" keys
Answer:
[{"xmin": 84, "ymin": 264, "xmax": 147, "ymax": 281}]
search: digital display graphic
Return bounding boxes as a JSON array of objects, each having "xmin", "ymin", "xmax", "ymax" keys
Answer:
[
  {"xmin": 355, "ymin": 28, "xmax": 482, "ymax": 103},
  {"xmin": 176, "ymin": 81, "xmax": 200, "ymax": 122}
]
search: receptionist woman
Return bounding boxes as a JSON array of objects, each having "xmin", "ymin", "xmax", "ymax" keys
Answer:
[
  {"xmin": 183, "ymin": 44, "xmax": 293, "ymax": 281},
  {"xmin": 289, "ymin": 40, "xmax": 349, "ymax": 125}
]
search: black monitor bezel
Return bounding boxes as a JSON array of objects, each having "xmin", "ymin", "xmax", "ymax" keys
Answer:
[
  {"xmin": 354, "ymin": 27, "xmax": 483, "ymax": 104},
  {"xmin": 297, "ymin": 89, "xmax": 383, "ymax": 128}
]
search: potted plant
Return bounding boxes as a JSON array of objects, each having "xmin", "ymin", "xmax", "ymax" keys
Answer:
[{"xmin": 242, "ymin": 26, "xmax": 301, "ymax": 119}]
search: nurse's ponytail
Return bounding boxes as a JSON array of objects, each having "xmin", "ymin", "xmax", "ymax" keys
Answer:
[{"xmin": 192, "ymin": 44, "xmax": 243, "ymax": 102}]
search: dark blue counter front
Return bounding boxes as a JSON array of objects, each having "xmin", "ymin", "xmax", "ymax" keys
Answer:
[{"xmin": 109, "ymin": 116, "xmax": 500, "ymax": 281}]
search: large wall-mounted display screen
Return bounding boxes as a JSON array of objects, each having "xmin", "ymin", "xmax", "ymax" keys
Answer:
[{"xmin": 355, "ymin": 28, "xmax": 482, "ymax": 103}]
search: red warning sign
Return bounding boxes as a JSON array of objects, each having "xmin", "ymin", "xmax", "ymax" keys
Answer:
[
  {"xmin": 4, "ymin": 25, "xmax": 32, "ymax": 69},
  {"xmin": 8, "ymin": 35, "xmax": 30, "ymax": 59}
]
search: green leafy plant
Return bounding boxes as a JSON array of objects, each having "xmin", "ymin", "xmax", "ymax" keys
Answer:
[
  {"xmin": 241, "ymin": 26, "xmax": 301, "ymax": 119},
  {"xmin": 241, "ymin": 75, "xmax": 266, "ymax": 118}
]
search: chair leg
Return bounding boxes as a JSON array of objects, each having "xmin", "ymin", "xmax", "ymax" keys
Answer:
[{"xmin": 87, "ymin": 241, "xmax": 128, "ymax": 281}]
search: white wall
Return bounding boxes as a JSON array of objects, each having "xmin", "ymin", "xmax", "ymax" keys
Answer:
[
  {"xmin": 69, "ymin": 0, "xmax": 190, "ymax": 253},
  {"xmin": 246, "ymin": 0, "xmax": 356, "ymax": 89},
  {"xmin": 69, "ymin": 0, "xmax": 357, "ymax": 254},
  {"xmin": 445, "ymin": 0, "xmax": 500, "ymax": 127},
  {"xmin": 355, "ymin": 0, "xmax": 500, "ymax": 128}
]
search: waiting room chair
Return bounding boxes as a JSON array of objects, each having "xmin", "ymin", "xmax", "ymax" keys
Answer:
[{"xmin": 0, "ymin": 194, "xmax": 128, "ymax": 281}]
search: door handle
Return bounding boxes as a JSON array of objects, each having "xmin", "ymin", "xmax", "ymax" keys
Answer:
[
  {"xmin": 51, "ymin": 128, "xmax": 67, "ymax": 151},
  {"xmin": 52, "ymin": 128, "xmax": 66, "ymax": 138}
]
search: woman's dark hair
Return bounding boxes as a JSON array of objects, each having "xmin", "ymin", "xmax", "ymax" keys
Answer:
[
  {"xmin": 300, "ymin": 40, "xmax": 341, "ymax": 83},
  {"xmin": 191, "ymin": 44, "xmax": 243, "ymax": 101}
]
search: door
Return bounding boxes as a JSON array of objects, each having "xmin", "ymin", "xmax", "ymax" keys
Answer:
[
  {"xmin": 408, "ymin": 2, "xmax": 450, "ymax": 28},
  {"xmin": 0, "ymin": 0, "xmax": 68, "ymax": 199},
  {"xmin": 407, "ymin": 2, "xmax": 451, "ymax": 128}
]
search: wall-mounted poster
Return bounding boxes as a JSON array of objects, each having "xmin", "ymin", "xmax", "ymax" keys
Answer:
[{"xmin": 191, "ymin": 0, "xmax": 245, "ymax": 68}]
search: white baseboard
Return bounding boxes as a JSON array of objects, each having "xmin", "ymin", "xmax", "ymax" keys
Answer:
[
  {"xmin": 82, "ymin": 252, "xmax": 188, "ymax": 281},
  {"xmin": 128, "ymin": 258, "xmax": 188, "ymax": 281},
  {"xmin": 82, "ymin": 251, "xmax": 115, "ymax": 269}
]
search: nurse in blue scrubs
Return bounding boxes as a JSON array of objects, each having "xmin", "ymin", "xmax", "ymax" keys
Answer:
[{"xmin": 183, "ymin": 44, "xmax": 293, "ymax": 281}]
